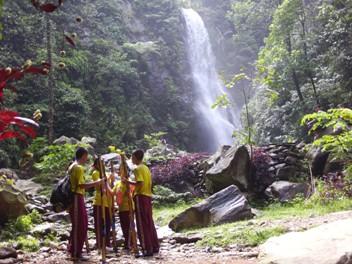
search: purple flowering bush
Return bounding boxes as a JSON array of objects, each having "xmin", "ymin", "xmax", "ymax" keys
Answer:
[{"xmin": 151, "ymin": 152, "xmax": 209, "ymax": 193}]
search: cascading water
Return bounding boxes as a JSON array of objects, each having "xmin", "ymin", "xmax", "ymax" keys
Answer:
[{"xmin": 182, "ymin": 8, "xmax": 240, "ymax": 152}]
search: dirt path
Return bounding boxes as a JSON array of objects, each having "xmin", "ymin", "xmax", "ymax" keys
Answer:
[
  {"xmin": 21, "ymin": 248, "xmax": 257, "ymax": 264},
  {"xmin": 20, "ymin": 210, "xmax": 352, "ymax": 264}
]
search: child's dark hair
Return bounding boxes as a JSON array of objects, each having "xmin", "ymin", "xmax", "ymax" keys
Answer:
[
  {"xmin": 132, "ymin": 149, "xmax": 144, "ymax": 161},
  {"xmin": 75, "ymin": 147, "xmax": 88, "ymax": 160}
]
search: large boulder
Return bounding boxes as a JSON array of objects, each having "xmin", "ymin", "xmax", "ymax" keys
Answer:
[
  {"xmin": 0, "ymin": 247, "xmax": 17, "ymax": 259},
  {"xmin": 0, "ymin": 182, "xmax": 27, "ymax": 224},
  {"xmin": 265, "ymin": 181, "xmax": 310, "ymax": 202},
  {"xmin": 259, "ymin": 219, "xmax": 352, "ymax": 264},
  {"xmin": 205, "ymin": 145, "xmax": 251, "ymax": 193},
  {"xmin": 168, "ymin": 185, "xmax": 252, "ymax": 232},
  {"xmin": 307, "ymin": 147, "xmax": 329, "ymax": 177}
]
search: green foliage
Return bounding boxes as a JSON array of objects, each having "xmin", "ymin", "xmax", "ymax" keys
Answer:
[
  {"xmin": 14, "ymin": 215, "xmax": 32, "ymax": 233},
  {"xmin": 144, "ymin": 131, "xmax": 167, "ymax": 148},
  {"xmin": 232, "ymin": 129, "xmax": 255, "ymax": 145},
  {"xmin": 211, "ymin": 93, "xmax": 231, "ymax": 109},
  {"xmin": 301, "ymin": 108, "xmax": 352, "ymax": 160},
  {"xmin": 27, "ymin": 137, "xmax": 48, "ymax": 159},
  {"xmin": 13, "ymin": 210, "xmax": 42, "ymax": 233},
  {"xmin": 34, "ymin": 144, "xmax": 77, "ymax": 174},
  {"xmin": 17, "ymin": 236, "xmax": 40, "ymax": 252},
  {"xmin": 153, "ymin": 185, "xmax": 175, "ymax": 197},
  {"xmin": 1, "ymin": 0, "xmax": 197, "ymax": 157}
]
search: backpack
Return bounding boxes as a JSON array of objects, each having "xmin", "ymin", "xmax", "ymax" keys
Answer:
[{"xmin": 50, "ymin": 168, "xmax": 74, "ymax": 213}]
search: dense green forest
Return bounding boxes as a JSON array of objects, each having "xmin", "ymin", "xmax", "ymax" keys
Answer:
[{"xmin": 1, "ymin": 0, "xmax": 352, "ymax": 164}]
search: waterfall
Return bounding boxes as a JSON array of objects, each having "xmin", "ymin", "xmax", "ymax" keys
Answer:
[{"xmin": 182, "ymin": 8, "xmax": 240, "ymax": 152}]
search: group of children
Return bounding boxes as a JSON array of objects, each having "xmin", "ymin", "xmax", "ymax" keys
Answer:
[{"xmin": 67, "ymin": 147, "xmax": 159, "ymax": 261}]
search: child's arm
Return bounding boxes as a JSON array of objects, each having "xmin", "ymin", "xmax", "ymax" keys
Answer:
[
  {"xmin": 123, "ymin": 178, "xmax": 143, "ymax": 188},
  {"xmin": 79, "ymin": 179, "xmax": 103, "ymax": 189}
]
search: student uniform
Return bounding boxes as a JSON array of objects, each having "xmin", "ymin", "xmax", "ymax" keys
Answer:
[
  {"xmin": 114, "ymin": 181, "xmax": 134, "ymax": 250},
  {"xmin": 91, "ymin": 169, "xmax": 111, "ymax": 248},
  {"xmin": 68, "ymin": 163, "xmax": 88, "ymax": 259}
]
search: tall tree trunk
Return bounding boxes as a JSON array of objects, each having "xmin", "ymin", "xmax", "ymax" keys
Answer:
[
  {"xmin": 46, "ymin": 14, "xmax": 55, "ymax": 143},
  {"xmin": 286, "ymin": 35, "xmax": 304, "ymax": 101},
  {"xmin": 300, "ymin": 2, "xmax": 320, "ymax": 106}
]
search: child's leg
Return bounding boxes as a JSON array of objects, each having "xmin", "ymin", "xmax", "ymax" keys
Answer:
[
  {"xmin": 135, "ymin": 195, "xmax": 154, "ymax": 255},
  {"xmin": 119, "ymin": 211, "xmax": 130, "ymax": 249}
]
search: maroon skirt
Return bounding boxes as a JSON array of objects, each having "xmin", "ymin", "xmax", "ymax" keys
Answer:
[
  {"xmin": 119, "ymin": 211, "xmax": 130, "ymax": 249},
  {"xmin": 93, "ymin": 205, "xmax": 111, "ymax": 248},
  {"xmin": 68, "ymin": 194, "xmax": 88, "ymax": 258},
  {"xmin": 134, "ymin": 195, "xmax": 159, "ymax": 254}
]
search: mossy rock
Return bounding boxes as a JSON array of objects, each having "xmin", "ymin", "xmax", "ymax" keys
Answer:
[{"xmin": 0, "ymin": 181, "xmax": 27, "ymax": 224}]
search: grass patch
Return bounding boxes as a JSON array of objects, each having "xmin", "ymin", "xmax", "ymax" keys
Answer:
[
  {"xmin": 153, "ymin": 200, "xmax": 200, "ymax": 226},
  {"xmin": 259, "ymin": 196, "xmax": 352, "ymax": 220},
  {"xmin": 153, "ymin": 194, "xmax": 352, "ymax": 248},
  {"xmin": 193, "ymin": 221, "xmax": 286, "ymax": 247}
]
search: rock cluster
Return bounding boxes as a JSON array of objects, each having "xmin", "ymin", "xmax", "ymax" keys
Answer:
[{"xmin": 254, "ymin": 143, "xmax": 307, "ymax": 191}]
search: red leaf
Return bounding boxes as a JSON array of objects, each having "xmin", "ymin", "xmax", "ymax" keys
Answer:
[
  {"xmin": 65, "ymin": 35, "xmax": 76, "ymax": 47},
  {"xmin": 0, "ymin": 131, "xmax": 25, "ymax": 141},
  {"xmin": 0, "ymin": 81, "xmax": 6, "ymax": 90},
  {"xmin": 25, "ymin": 66, "xmax": 49, "ymax": 75},
  {"xmin": 13, "ymin": 121, "xmax": 37, "ymax": 138},
  {"xmin": 7, "ymin": 69, "xmax": 24, "ymax": 81},
  {"xmin": 40, "ymin": 3, "xmax": 59, "ymax": 13},
  {"xmin": 0, "ymin": 69, "xmax": 7, "ymax": 82}
]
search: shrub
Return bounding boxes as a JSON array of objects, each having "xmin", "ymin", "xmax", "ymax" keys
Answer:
[
  {"xmin": 301, "ymin": 108, "xmax": 352, "ymax": 199},
  {"xmin": 17, "ymin": 236, "xmax": 40, "ymax": 252},
  {"xmin": 151, "ymin": 153, "xmax": 208, "ymax": 186},
  {"xmin": 34, "ymin": 144, "xmax": 77, "ymax": 174},
  {"xmin": 14, "ymin": 215, "xmax": 32, "ymax": 233},
  {"xmin": 13, "ymin": 210, "xmax": 41, "ymax": 233},
  {"xmin": 144, "ymin": 131, "xmax": 167, "ymax": 148}
]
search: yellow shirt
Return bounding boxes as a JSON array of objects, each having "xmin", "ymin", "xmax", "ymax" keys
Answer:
[
  {"xmin": 133, "ymin": 164, "xmax": 152, "ymax": 197},
  {"xmin": 113, "ymin": 181, "xmax": 133, "ymax": 212},
  {"xmin": 70, "ymin": 164, "xmax": 85, "ymax": 195},
  {"xmin": 91, "ymin": 170, "xmax": 109, "ymax": 207}
]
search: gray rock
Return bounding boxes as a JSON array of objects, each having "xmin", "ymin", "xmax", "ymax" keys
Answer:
[
  {"xmin": 265, "ymin": 181, "xmax": 310, "ymax": 202},
  {"xmin": 53, "ymin": 136, "xmax": 79, "ymax": 145},
  {"xmin": 157, "ymin": 226, "xmax": 175, "ymax": 242},
  {"xmin": 205, "ymin": 145, "xmax": 251, "ymax": 193},
  {"xmin": 172, "ymin": 234, "xmax": 203, "ymax": 244},
  {"xmin": 0, "ymin": 258, "xmax": 17, "ymax": 264},
  {"xmin": 0, "ymin": 247, "xmax": 17, "ymax": 259},
  {"xmin": 259, "ymin": 219, "xmax": 352, "ymax": 264},
  {"xmin": 276, "ymin": 166, "xmax": 297, "ymax": 180},
  {"xmin": 169, "ymin": 185, "xmax": 252, "ymax": 232},
  {"xmin": 30, "ymin": 223, "xmax": 56, "ymax": 236},
  {"xmin": 15, "ymin": 179, "xmax": 43, "ymax": 197},
  {"xmin": 46, "ymin": 212, "xmax": 70, "ymax": 223},
  {"xmin": 203, "ymin": 145, "xmax": 231, "ymax": 169},
  {"xmin": 307, "ymin": 147, "xmax": 329, "ymax": 177},
  {"xmin": 81, "ymin": 136, "xmax": 97, "ymax": 146},
  {"xmin": 0, "ymin": 183, "xmax": 27, "ymax": 224},
  {"xmin": 25, "ymin": 204, "xmax": 45, "ymax": 214}
]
